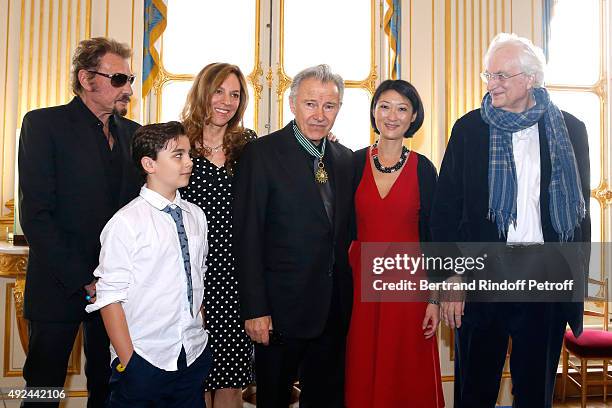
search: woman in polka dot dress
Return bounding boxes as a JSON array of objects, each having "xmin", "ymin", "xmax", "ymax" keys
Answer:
[{"xmin": 180, "ymin": 62, "xmax": 255, "ymax": 408}]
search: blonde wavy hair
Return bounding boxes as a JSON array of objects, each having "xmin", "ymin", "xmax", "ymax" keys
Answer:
[{"xmin": 181, "ymin": 63, "xmax": 250, "ymax": 172}]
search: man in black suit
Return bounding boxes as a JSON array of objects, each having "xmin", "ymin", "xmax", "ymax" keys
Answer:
[
  {"xmin": 233, "ymin": 64, "xmax": 354, "ymax": 408},
  {"xmin": 18, "ymin": 37, "xmax": 141, "ymax": 407},
  {"xmin": 431, "ymin": 33, "xmax": 590, "ymax": 407}
]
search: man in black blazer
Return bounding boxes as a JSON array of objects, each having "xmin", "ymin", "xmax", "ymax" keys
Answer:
[
  {"xmin": 233, "ymin": 64, "xmax": 353, "ymax": 408},
  {"xmin": 18, "ymin": 38, "xmax": 141, "ymax": 407},
  {"xmin": 431, "ymin": 33, "xmax": 590, "ymax": 408}
]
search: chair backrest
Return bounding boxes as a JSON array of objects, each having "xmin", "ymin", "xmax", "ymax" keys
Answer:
[{"xmin": 584, "ymin": 278, "xmax": 609, "ymax": 331}]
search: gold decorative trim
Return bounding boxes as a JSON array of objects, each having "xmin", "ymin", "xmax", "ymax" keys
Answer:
[
  {"xmin": 0, "ymin": 254, "xmax": 28, "ymax": 277},
  {"xmin": 509, "ymin": 0, "xmax": 512, "ymax": 31},
  {"xmin": 1, "ymin": 0, "xmax": 11, "ymax": 193},
  {"xmin": 128, "ymin": 0, "xmax": 135, "ymax": 120},
  {"xmin": 345, "ymin": 65, "xmax": 378, "ymax": 95},
  {"xmin": 75, "ymin": 0, "xmax": 81, "ymax": 48},
  {"xmin": 277, "ymin": 0, "xmax": 286, "ymax": 128},
  {"xmin": 442, "ymin": 372, "xmax": 511, "ymax": 382},
  {"xmin": 275, "ymin": 63, "xmax": 291, "ymax": 102},
  {"xmin": 36, "ymin": 0, "xmax": 43, "ymax": 108},
  {"xmin": 455, "ymin": 0, "xmax": 458, "ymax": 123},
  {"xmin": 247, "ymin": 61, "xmax": 264, "ymax": 102},
  {"xmin": 494, "ymin": 0, "xmax": 498, "ymax": 36},
  {"xmin": 383, "ymin": 0, "xmax": 389, "ymax": 79},
  {"xmin": 409, "ymin": 0, "xmax": 412, "ymax": 79},
  {"xmin": 501, "ymin": 0, "xmax": 506, "ymax": 32},
  {"xmin": 593, "ymin": 181, "xmax": 612, "ymax": 208},
  {"xmin": 65, "ymin": 0, "xmax": 72, "ymax": 102},
  {"xmin": 275, "ymin": 62, "xmax": 291, "ymax": 128},
  {"xmin": 266, "ymin": 67, "xmax": 273, "ymax": 89},
  {"xmin": 5, "ymin": 282, "xmax": 23, "ymax": 376},
  {"xmin": 2, "ymin": 263, "xmax": 82, "ymax": 376},
  {"xmin": 246, "ymin": 60, "xmax": 263, "ymax": 129},
  {"xmin": 153, "ymin": 66, "xmax": 194, "ymax": 123},
  {"xmin": 369, "ymin": 0, "xmax": 376, "ymax": 86},
  {"xmin": 46, "ymin": 0, "xmax": 53, "ymax": 107},
  {"xmin": 547, "ymin": 79, "xmax": 606, "ymax": 97},
  {"xmin": 480, "ymin": 0, "xmax": 485, "ymax": 97},
  {"xmin": 85, "ymin": 0, "xmax": 91, "ymax": 39},
  {"xmin": 471, "ymin": 0, "xmax": 475, "ymax": 109},
  {"xmin": 250, "ymin": 0, "xmax": 261, "ymax": 130},
  {"xmin": 56, "ymin": 0, "xmax": 62, "ymax": 105},
  {"xmin": 0, "ymin": 254, "xmax": 28, "ymax": 372},
  {"xmin": 13, "ymin": 278, "xmax": 28, "ymax": 358},
  {"xmin": 67, "ymin": 390, "xmax": 88, "ymax": 398},
  {"xmin": 26, "ymin": 0, "xmax": 34, "ymax": 113},
  {"xmin": 105, "ymin": 0, "xmax": 109, "ymax": 37},
  {"xmin": 0, "ymin": 202, "xmax": 15, "ymax": 240},
  {"xmin": 17, "ymin": 0, "xmax": 25, "ymax": 124},
  {"xmin": 445, "ymin": 0, "xmax": 451, "ymax": 139},
  {"xmin": 463, "ymin": 0, "xmax": 467, "ymax": 114},
  {"xmin": 431, "ymin": 0, "xmax": 435, "ymax": 162}
]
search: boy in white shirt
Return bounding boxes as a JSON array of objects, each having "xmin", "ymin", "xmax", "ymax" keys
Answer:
[{"xmin": 86, "ymin": 121, "xmax": 211, "ymax": 407}]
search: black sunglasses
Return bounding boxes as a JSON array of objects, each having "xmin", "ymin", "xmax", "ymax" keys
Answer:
[{"xmin": 87, "ymin": 70, "xmax": 136, "ymax": 87}]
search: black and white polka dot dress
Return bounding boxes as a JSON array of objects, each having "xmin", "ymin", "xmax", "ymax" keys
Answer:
[{"xmin": 180, "ymin": 129, "xmax": 256, "ymax": 391}]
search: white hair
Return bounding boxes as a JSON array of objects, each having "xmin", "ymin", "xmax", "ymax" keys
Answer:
[
  {"xmin": 484, "ymin": 32, "xmax": 547, "ymax": 87},
  {"xmin": 289, "ymin": 64, "xmax": 345, "ymax": 103}
]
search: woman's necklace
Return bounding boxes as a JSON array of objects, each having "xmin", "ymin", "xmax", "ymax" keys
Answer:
[
  {"xmin": 202, "ymin": 141, "xmax": 223, "ymax": 156},
  {"xmin": 371, "ymin": 141, "xmax": 409, "ymax": 173}
]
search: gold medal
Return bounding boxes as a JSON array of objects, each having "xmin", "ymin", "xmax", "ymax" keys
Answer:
[{"xmin": 315, "ymin": 160, "xmax": 328, "ymax": 183}]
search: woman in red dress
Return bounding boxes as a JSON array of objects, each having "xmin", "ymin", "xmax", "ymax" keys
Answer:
[{"xmin": 345, "ymin": 80, "xmax": 444, "ymax": 407}]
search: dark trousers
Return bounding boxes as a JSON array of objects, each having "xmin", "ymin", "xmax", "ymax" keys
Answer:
[
  {"xmin": 22, "ymin": 312, "xmax": 110, "ymax": 408},
  {"xmin": 454, "ymin": 302, "xmax": 567, "ymax": 408},
  {"xmin": 254, "ymin": 294, "xmax": 346, "ymax": 408},
  {"xmin": 108, "ymin": 345, "xmax": 213, "ymax": 407}
]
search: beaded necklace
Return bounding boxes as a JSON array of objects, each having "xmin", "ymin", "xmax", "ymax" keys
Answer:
[{"xmin": 371, "ymin": 141, "xmax": 409, "ymax": 173}]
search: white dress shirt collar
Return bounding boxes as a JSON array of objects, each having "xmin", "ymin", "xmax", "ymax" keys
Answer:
[{"xmin": 139, "ymin": 185, "xmax": 191, "ymax": 213}]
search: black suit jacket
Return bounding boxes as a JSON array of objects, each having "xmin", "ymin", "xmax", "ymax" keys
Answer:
[
  {"xmin": 430, "ymin": 109, "xmax": 591, "ymax": 335},
  {"xmin": 18, "ymin": 97, "xmax": 142, "ymax": 322},
  {"xmin": 233, "ymin": 123, "xmax": 354, "ymax": 339}
]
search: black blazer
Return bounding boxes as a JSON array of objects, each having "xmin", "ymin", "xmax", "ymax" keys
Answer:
[
  {"xmin": 19, "ymin": 97, "xmax": 142, "ymax": 322},
  {"xmin": 232, "ymin": 123, "xmax": 354, "ymax": 339},
  {"xmin": 430, "ymin": 109, "xmax": 591, "ymax": 335},
  {"xmin": 353, "ymin": 147, "xmax": 438, "ymax": 242}
]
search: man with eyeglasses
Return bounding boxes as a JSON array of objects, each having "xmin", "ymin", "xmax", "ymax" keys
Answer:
[
  {"xmin": 18, "ymin": 37, "xmax": 141, "ymax": 407},
  {"xmin": 431, "ymin": 33, "xmax": 590, "ymax": 407}
]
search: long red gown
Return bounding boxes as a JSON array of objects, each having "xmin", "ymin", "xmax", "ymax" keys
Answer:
[{"xmin": 345, "ymin": 149, "xmax": 445, "ymax": 407}]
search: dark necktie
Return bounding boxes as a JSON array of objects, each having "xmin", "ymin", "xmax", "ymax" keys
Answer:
[
  {"xmin": 312, "ymin": 158, "xmax": 336, "ymax": 276},
  {"xmin": 163, "ymin": 205, "xmax": 194, "ymax": 316},
  {"xmin": 313, "ymin": 157, "xmax": 334, "ymax": 224}
]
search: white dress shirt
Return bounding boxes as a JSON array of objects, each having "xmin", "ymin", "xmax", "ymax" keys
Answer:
[
  {"xmin": 86, "ymin": 186, "xmax": 209, "ymax": 371},
  {"xmin": 507, "ymin": 123, "xmax": 545, "ymax": 244}
]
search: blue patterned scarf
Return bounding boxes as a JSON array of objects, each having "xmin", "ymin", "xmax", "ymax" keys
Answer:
[{"xmin": 480, "ymin": 87, "xmax": 585, "ymax": 242}]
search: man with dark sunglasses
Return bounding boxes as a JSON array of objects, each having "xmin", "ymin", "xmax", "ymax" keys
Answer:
[
  {"xmin": 86, "ymin": 70, "xmax": 136, "ymax": 88},
  {"xmin": 18, "ymin": 37, "xmax": 142, "ymax": 408}
]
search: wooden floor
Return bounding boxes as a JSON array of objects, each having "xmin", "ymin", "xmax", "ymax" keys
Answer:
[
  {"xmin": 553, "ymin": 399, "xmax": 611, "ymax": 407},
  {"xmin": 244, "ymin": 401, "xmax": 610, "ymax": 407},
  {"xmin": 242, "ymin": 399, "xmax": 610, "ymax": 407}
]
